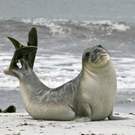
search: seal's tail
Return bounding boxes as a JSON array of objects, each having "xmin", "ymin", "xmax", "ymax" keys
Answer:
[{"xmin": 4, "ymin": 27, "xmax": 38, "ymax": 78}]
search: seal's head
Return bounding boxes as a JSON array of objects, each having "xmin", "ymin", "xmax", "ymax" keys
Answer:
[{"xmin": 82, "ymin": 45, "xmax": 111, "ymax": 69}]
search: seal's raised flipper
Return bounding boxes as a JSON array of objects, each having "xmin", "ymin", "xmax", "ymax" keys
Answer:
[
  {"xmin": 27, "ymin": 27, "xmax": 38, "ymax": 68},
  {"xmin": 7, "ymin": 27, "xmax": 38, "ymax": 69},
  {"xmin": 27, "ymin": 27, "xmax": 37, "ymax": 47},
  {"xmin": 7, "ymin": 37, "xmax": 24, "ymax": 49},
  {"xmin": 4, "ymin": 47, "xmax": 37, "ymax": 78}
]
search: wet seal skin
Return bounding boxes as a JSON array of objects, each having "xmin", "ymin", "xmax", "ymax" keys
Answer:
[{"xmin": 5, "ymin": 28, "xmax": 118, "ymax": 121}]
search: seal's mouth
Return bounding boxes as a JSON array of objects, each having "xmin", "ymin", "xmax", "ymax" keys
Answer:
[{"xmin": 92, "ymin": 53, "xmax": 108, "ymax": 63}]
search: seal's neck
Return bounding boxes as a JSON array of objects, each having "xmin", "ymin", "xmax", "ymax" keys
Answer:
[{"xmin": 82, "ymin": 61, "xmax": 116, "ymax": 78}]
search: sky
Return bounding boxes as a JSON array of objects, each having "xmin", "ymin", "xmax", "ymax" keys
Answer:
[{"xmin": 0, "ymin": 0, "xmax": 134, "ymax": 21}]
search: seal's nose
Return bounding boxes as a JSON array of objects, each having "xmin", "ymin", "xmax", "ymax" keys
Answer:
[{"xmin": 94, "ymin": 48, "xmax": 101, "ymax": 54}]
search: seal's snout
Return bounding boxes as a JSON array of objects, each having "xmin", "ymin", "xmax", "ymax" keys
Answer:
[
  {"xmin": 93, "ymin": 48, "xmax": 101, "ymax": 55},
  {"xmin": 93, "ymin": 45, "xmax": 106, "ymax": 55},
  {"xmin": 91, "ymin": 47, "xmax": 105, "ymax": 62}
]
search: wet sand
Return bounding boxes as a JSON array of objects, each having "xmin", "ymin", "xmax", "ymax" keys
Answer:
[{"xmin": 0, "ymin": 113, "xmax": 135, "ymax": 135}]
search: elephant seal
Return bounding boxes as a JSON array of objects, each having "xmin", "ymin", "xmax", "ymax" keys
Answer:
[{"xmin": 5, "ymin": 28, "xmax": 117, "ymax": 121}]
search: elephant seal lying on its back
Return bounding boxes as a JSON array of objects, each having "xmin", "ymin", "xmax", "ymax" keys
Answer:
[{"xmin": 5, "ymin": 28, "xmax": 117, "ymax": 121}]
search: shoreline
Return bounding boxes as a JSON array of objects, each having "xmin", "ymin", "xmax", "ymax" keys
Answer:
[{"xmin": 0, "ymin": 113, "xmax": 135, "ymax": 135}]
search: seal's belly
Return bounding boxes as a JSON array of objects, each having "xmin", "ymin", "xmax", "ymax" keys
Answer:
[{"xmin": 81, "ymin": 89, "xmax": 113, "ymax": 120}]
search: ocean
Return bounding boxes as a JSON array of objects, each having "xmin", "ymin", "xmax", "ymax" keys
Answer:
[{"xmin": 0, "ymin": 0, "xmax": 135, "ymax": 113}]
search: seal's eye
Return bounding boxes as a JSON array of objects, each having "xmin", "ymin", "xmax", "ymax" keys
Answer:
[{"xmin": 85, "ymin": 52, "xmax": 90, "ymax": 57}]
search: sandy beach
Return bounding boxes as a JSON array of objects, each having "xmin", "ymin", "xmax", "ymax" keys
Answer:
[{"xmin": 0, "ymin": 113, "xmax": 135, "ymax": 135}]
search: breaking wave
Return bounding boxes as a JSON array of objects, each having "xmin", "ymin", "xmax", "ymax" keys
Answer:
[{"xmin": 21, "ymin": 18, "xmax": 130, "ymax": 36}]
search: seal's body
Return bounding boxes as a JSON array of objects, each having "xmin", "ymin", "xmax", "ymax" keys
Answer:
[
  {"xmin": 19, "ymin": 70, "xmax": 79, "ymax": 120},
  {"xmin": 5, "ymin": 28, "xmax": 117, "ymax": 121},
  {"xmin": 79, "ymin": 57, "xmax": 116, "ymax": 120}
]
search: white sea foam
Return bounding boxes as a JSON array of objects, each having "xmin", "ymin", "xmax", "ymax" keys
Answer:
[
  {"xmin": 22, "ymin": 18, "xmax": 69, "ymax": 35},
  {"xmin": 112, "ymin": 57, "xmax": 135, "ymax": 90},
  {"xmin": 1, "ymin": 52, "xmax": 135, "ymax": 92},
  {"xmin": 21, "ymin": 18, "xmax": 130, "ymax": 36},
  {"xmin": 86, "ymin": 20, "xmax": 130, "ymax": 31}
]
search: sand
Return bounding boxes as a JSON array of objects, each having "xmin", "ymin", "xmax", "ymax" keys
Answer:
[{"xmin": 0, "ymin": 113, "xmax": 135, "ymax": 135}]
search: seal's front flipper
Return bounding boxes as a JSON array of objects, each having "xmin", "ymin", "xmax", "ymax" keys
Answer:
[
  {"xmin": 27, "ymin": 27, "xmax": 38, "ymax": 68},
  {"xmin": 7, "ymin": 37, "xmax": 24, "ymax": 49},
  {"xmin": 108, "ymin": 114, "xmax": 129, "ymax": 120}
]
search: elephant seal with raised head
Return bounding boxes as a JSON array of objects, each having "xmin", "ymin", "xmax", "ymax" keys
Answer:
[{"xmin": 5, "ymin": 28, "xmax": 117, "ymax": 121}]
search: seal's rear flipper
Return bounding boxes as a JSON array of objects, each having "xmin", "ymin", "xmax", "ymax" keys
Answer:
[
  {"xmin": 28, "ymin": 27, "xmax": 37, "ymax": 47},
  {"xmin": 7, "ymin": 27, "xmax": 38, "ymax": 69},
  {"xmin": 7, "ymin": 37, "xmax": 24, "ymax": 49},
  {"xmin": 10, "ymin": 47, "xmax": 37, "ymax": 69},
  {"xmin": 27, "ymin": 27, "xmax": 38, "ymax": 68},
  {"xmin": 4, "ymin": 47, "xmax": 37, "ymax": 78}
]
